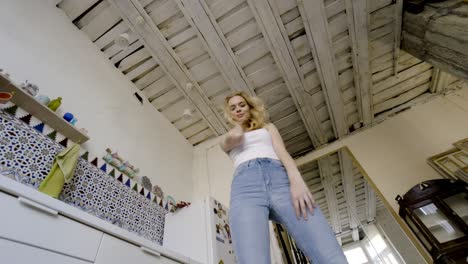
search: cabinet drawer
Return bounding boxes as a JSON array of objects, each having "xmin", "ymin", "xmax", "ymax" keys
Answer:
[
  {"xmin": 0, "ymin": 191, "xmax": 102, "ymax": 262},
  {"xmin": 95, "ymin": 234, "xmax": 183, "ymax": 264},
  {"xmin": 0, "ymin": 238, "xmax": 90, "ymax": 264}
]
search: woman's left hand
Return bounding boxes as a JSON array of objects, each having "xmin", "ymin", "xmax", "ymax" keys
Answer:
[{"xmin": 290, "ymin": 175, "xmax": 316, "ymax": 220}]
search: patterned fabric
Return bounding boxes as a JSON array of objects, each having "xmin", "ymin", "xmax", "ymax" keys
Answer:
[{"xmin": 0, "ymin": 109, "xmax": 167, "ymax": 245}]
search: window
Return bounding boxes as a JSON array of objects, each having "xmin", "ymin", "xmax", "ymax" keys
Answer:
[{"xmin": 343, "ymin": 225, "xmax": 402, "ymax": 264}]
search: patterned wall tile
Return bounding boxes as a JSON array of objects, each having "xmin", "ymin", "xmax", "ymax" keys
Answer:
[{"xmin": 0, "ymin": 110, "xmax": 167, "ymax": 245}]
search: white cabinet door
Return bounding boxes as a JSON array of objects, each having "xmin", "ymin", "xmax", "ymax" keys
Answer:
[
  {"xmin": 95, "ymin": 234, "xmax": 183, "ymax": 264},
  {"xmin": 0, "ymin": 238, "xmax": 90, "ymax": 264},
  {"xmin": 0, "ymin": 191, "xmax": 102, "ymax": 262}
]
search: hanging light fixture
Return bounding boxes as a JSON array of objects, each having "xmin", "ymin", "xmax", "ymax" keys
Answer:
[
  {"xmin": 115, "ymin": 33, "xmax": 130, "ymax": 50},
  {"xmin": 182, "ymin": 108, "xmax": 193, "ymax": 121}
]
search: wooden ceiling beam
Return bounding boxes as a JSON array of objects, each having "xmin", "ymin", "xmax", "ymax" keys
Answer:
[
  {"xmin": 394, "ymin": 0, "xmax": 404, "ymax": 76},
  {"xmin": 246, "ymin": 0, "xmax": 328, "ymax": 147},
  {"xmin": 174, "ymin": 0, "xmax": 256, "ymax": 96},
  {"xmin": 344, "ymin": 0, "xmax": 374, "ymax": 125},
  {"xmin": 109, "ymin": 0, "xmax": 228, "ymax": 135},
  {"xmin": 365, "ymin": 181, "xmax": 377, "ymax": 222},
  {"xmin": 298, "ymin": 0, "xmax": 348, "ymax": 138},
  {"xmin": 318, "ymin": 156, "xmax": 342, "ymax": 234},
  {"xmin": 338, "ymin": 149, "xmax": 360, "ymax": 241},
  {"xmin": 430, "ymin": 68, "xmax": 451, "ymax": 93}
]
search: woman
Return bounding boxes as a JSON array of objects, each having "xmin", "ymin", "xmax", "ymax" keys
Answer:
[{"xmin": 220, "ymin": 91, "xmax": 348, "ymax": 264}]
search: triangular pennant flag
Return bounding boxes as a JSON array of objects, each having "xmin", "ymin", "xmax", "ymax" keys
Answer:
[
  {"xmin": 33, "ymin": 123, "xmax": 45, "ymax": 133},
  {"xmin": 139, "ymin": 188, "xmax": 145, "ymax": 195},
  {"xmin": 117, "ymin": 174, "xmax": 123, "ymax": 182},
  {"xmin": 19, "ymin": 114, "xmax": 32, "ymax": 125},
  {"xmin": 91, "ymin": 158, "xmax": 98, "ymax": 166},
  {"xmin": 55, "ymin": 133, "xmax": 66, "ymax": 144},
  {"xmin": 58, "ymin": 138, "xmax": 68, "ymax": 147},
  {"xmin": 81, "ymin": 151, "xmax": 89, "ymax": 161},
  {"xmin": 47, "ymin": 131, "xmax": 57, "ymax": 141},
  {"xmin": 153, "ymin": 196, "xmax": 158, "ymax": 203},
  {"xmin": 29, "ymin": 116, "xmax": 42, "ymax": 127},
  {"xmin": 4, "ymin": 105, "xmax": 18, "ymax": 116},
  {"xmin": 109, "ymin": 169, "xmax": 116, "ymax": 177},
  {"xmin": 165, "ymin": 202, "xmax": 169, "ymax": 210},
  {"xmin": 100, "ymin": 163, "xmax": 107, "ymax": 172},
  {"xmin": 132, "ymin": 183, "xmax": 138, "ymax": 192},
  {"xmin": 159, "ymin": 199, "xmax": 163, "ymax": 207},
  {"xmin": 125, "ymin": 179, "xmax": 131, "ymax": 187},
  {"xmin": 146, "ymin": 192, "xmax": 151, "ymax": 200},
  {"xmin": 42, "ymin": 124, "xmax": 54, "ymax": 136},
  {"xmin": 15, "ymin": 108, "xmax": 28, "ymax": 118}
]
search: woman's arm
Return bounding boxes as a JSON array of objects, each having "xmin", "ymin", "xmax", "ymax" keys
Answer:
[
  {"xmin": 267, "ymin": 123, "xmax": 316, "ymax": 220},
  {"xmin": 219, "ymin": 123, "xmax": 245, "ymax": 153}
]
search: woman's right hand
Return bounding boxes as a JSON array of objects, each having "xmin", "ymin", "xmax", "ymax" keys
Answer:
[
  {"xmin": 220, "ymin": 123, "xmax": 244, "ymax": 152},
  {"xmin": 230, "ymin": 122, "xmax": 244, "ymax": 135}
]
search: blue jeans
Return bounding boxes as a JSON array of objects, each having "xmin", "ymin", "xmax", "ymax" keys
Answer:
[{"xmin": 229, "ymin": 158, "xmax": 348, "ymax": 264}]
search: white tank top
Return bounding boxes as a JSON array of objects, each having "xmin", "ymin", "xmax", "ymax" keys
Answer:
[{"xmin": 228, "ymin": 127, "xmax": 280, "ymax": 168}]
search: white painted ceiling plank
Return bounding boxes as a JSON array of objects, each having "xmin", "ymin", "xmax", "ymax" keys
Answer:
[
  {"xmin": 373, "ymin": 82, "xmax": 431, "ymax": 113},
  {"xmin": 58, "ymin": 0, "xmax": 100, "ymax": 21},
  {"xmin": 81, "ymin": 3, "xmax": 122, "ymax": 42},
  {"xmin": 218, "ymin": 5, "xmax": 253, "ymax": 35},
  {"xmin": 109, "ymin": 39, "xmax": 142, "ymax": 62},
  {"xmin": 373, "ymin": 62, "xmax": 432, "ymax": 94},
  {"xmin": 94, "ymin": 21, "xmax": 128, "ymax": 49},
  {"xmin": 119, "ymin": 48, "xmax": 151, "ymax": 71},
  {"xmin": 135, "ymin": 66, "xmax": 165, "ymax": 90},
  {"xmin": 373, "ymin": 69, "xmax": 432, "ymax": 103},
  {"xmin": 146, "ymin": 0, "xmax": 180, "ymax": 25},
  {"xmin": 125, "ymin": 58, "xmax": 158, "ymax": 81}
]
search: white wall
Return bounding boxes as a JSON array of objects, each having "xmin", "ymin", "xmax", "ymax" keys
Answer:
[
  {"xmin": 192, "ymin": 87, "xmax": 468, "ymax": 209},
  {"xmin": 192, "ymin": 138, "xmax": 233, "ymax": 205},
  {"xmin": 0, "ymin": 0, "xmax": 194, "ymax": 201}
]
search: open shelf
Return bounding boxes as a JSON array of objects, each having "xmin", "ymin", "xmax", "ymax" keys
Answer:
[{"xmin": 0, "ymin": 75, "xmax": 89, "ymax": 144}]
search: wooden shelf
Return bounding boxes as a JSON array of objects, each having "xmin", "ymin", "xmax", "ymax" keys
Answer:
[{"xmin": 0, "ymin": 75, "xmax": 90, "ymax": 144}]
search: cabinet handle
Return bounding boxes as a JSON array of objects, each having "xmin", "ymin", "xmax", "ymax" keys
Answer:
[
  {"xmin": 18, "ymin": 197, "xmax": 59, "ymax": 216},
  {"xmin": 140, "ymin": 246, "xmax": 161, "ymax": 257}
]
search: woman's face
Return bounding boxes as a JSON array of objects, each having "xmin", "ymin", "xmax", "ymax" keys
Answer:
[{"xmin": 228, "ymin": 95, "xmax": 250, "ymax": 124}]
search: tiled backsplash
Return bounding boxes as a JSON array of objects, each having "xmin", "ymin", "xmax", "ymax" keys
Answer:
[{"xmin": 0, "ymin": 109, "xmax": 167, "ymax": 245}]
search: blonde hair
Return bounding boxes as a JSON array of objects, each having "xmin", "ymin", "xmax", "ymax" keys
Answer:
[{"xmin": 223, "ymin": 91, "xmax": 268, "ymax": 131}]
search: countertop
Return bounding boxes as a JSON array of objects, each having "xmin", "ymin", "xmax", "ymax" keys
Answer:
[{"xmin": 0, "ymin": 176, "xmax": 202, "ymax": 264}]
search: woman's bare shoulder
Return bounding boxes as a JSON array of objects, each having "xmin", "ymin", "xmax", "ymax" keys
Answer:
[{"xmin": 264, "ymin": 122, "xmax": 277, "ymax": 131}]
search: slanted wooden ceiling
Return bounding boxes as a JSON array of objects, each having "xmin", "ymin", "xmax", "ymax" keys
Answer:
[
  {"xmin": 56, "ymin": 0, "xmax": 463, "ymax": 157},
  {"xmin": 298, "ymin": 149, "xmax": 385, "ymax": 245}
]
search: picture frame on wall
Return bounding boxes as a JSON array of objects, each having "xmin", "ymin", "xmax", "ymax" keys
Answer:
[
  {"xmin": 453, "ymin": 138, "xmax": 468, "ymax": 153},
  {"xmin": 428, "ymin": 148, "xmax": 468, "ymax": 182}
]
